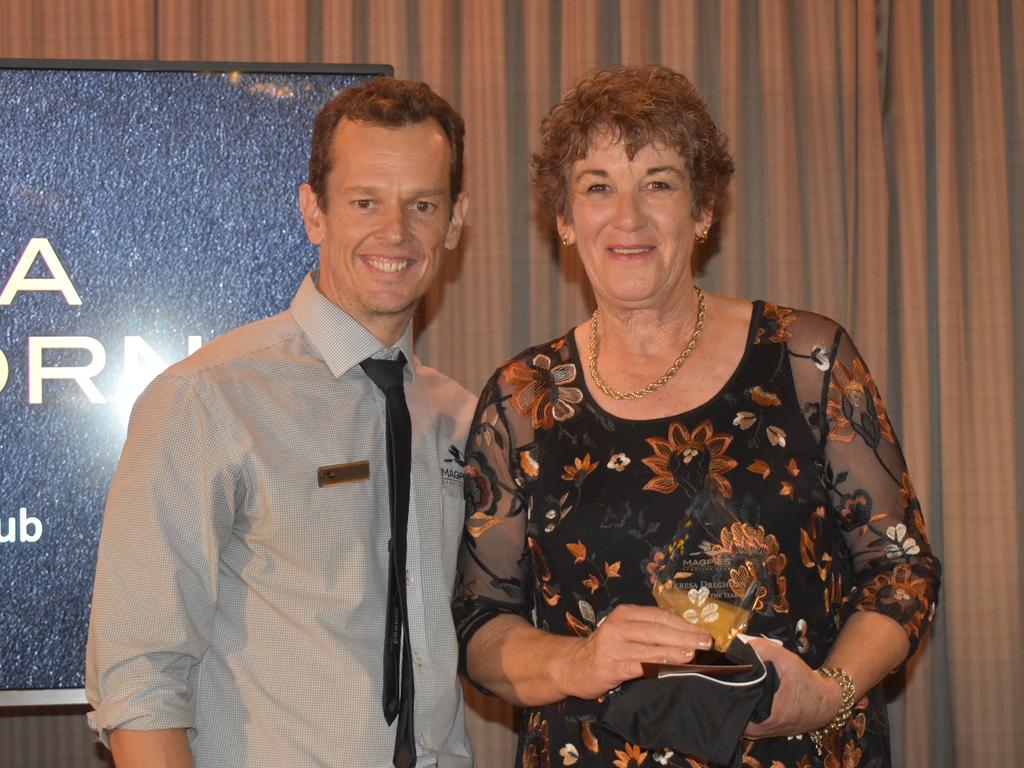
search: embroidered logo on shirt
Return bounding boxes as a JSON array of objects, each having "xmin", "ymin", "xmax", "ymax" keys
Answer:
[{"xmin": 442, "ymin": 445, "xmax": 466, "ymax": 499}]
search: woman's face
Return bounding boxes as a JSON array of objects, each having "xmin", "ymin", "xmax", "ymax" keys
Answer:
[{"xmin": 557, "ymin": 132, "xmax": 711, "ymax": 312}]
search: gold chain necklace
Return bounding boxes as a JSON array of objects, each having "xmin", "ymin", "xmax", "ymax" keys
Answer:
[{"xmin": 588, "ymin": 287, "xmax": 706, "ymax": 401}]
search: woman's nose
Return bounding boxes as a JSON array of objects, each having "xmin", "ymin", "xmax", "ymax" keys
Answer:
[{"xmin": 612, "ymin": 190, "xmax": 646, "ymax": 231}]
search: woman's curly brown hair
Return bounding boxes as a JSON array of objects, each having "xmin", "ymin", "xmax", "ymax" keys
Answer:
[{"xmin": 532, "ymin": 65, "xmax": 734, "ymax": 223}]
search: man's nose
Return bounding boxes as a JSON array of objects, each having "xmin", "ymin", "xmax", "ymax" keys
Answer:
[{"xmin": 377, "ymin": 203, "xmax": 409, "ymax": 245}]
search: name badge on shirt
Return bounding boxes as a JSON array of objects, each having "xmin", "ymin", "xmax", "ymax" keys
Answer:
[{"xmin": 317, "ymin": 460, "xmax": 370, "ymax": 487}]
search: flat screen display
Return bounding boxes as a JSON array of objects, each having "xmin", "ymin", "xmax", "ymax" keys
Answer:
[{"xmin": 0, "ymin": 60, "xmax": 390, "ymax": 703}]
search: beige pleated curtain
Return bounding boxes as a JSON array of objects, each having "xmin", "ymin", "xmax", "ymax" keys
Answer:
[{"xmin": 1, "ymin": 1, "xmax": 1021, "ymax": 767}]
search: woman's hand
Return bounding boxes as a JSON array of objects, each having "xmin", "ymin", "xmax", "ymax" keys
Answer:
[
  {"xmin": 555, "ymin": 604, "xmax": 714, "ymax": 700},
  {"xmin": 742, "ymin": 638, "xmax": 840, "ymax": 739}
]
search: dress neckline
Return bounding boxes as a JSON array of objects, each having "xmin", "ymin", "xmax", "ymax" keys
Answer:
[{"xmin": 564, "ymin": 300, "xmax": 766, "ymax": 425}]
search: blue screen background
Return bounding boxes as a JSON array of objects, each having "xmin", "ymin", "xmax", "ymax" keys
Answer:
[{"xmin": 0, "ymin": 66, "xmax": 378, "ymax": 691}]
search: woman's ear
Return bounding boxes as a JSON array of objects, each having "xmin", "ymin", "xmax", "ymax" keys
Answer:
[{"xmin": 556, "ymin": 215, "xmax": 575, "ymax": 247}]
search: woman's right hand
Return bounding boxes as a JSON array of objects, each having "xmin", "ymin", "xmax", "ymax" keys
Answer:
[{"xmin": 555, "ymin": 603, "xmax": 714, "ymax": 700}]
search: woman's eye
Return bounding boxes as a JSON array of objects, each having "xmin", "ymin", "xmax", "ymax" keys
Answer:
[
  {"xmin": 585, "ymin": 183, "xmax": 609, "ymax": 194},
  {"xmin": 648, "ymin": 180, "xmax": 671, "ymax": 191}
]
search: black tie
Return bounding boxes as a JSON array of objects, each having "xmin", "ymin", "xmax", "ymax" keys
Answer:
[{"xmin": 360, "ymin": 353, "xmax": 416, "ymax": 768}]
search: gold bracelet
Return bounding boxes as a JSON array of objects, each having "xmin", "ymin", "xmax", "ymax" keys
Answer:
[{"xmin": 808, "ymin": 665, "xmax": 856, "ymax": 757}]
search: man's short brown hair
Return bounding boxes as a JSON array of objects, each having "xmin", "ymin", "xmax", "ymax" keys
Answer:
[
  {"xmin": 308, "ymin": 77, "xmax": 465, "ymax": 211},
  {"xmin": 532, "ymin": 65, "xmax": 734, "ymax": 222}
]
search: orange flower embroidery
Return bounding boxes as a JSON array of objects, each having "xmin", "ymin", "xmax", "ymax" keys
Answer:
[
  {"xmin": 465, "ymin": 511, "xmax": 502, "ymax": 539},
  {"xmin": 747, "ymin": 460, "xmax": 771, "ymax": 479},
  {"xmin": 566, "ymin": 540, "xmax": 587, "ymax": 564},
  {"xmin": 852, "ymin": 711, "xmax": 868, "ymax": 739},
  {"xmin": 644, "ymin": 548, "xmax": 668, "ymax": 587},
  {"xmin": 565, "ymin": 611, "xmax": 593, "ymax": 637},
  {"xmin": 562, "ymin": 453, "xmax": 598, "ymax": 483},
  {"xmin": 519, "ymin": 448, "xmax": 541, "ymax": 478},
  {"xmin": 528, "ymin": 536, "xmax": 560, "ymax": 607},
  {"xmin": 748, "ymin": 385, "xmax": 782, "ymax": 407},
  {"xmin": 842, "ymin": 740, "xmax": 864, "ymax": 767},
  {"xmin": 858, "ymin": 562, "xmax": 931, "ymax": 637},
  {"xmin": 642, "ymin": 420, "xmax": 738, "ymax": 496},
  {"xmin": 827, "ymin": 357, "xmax": 895, "ymax": 445},
  {"xmin": 704, "ymin": 523, "xmax": 789, "ymax": 614},
  {"xmin": 581, "ymin": 721, "xmax": 600, "ymax": 752},
  {"xmin": 522, "ymin": 712, "xmax": 551, "ymax": 768},
  {"xmin": 754, "ymin": 303, "xmax": 796, "ymax": 344},
  {"xmin": 612, "ymin": 742, "xmax": 649, "ymax": 768},
  {"xmin": 504, "ymin": 353, "xmax": 583, "ymax": 430}
]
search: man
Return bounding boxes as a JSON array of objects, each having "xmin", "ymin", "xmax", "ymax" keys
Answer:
[{"xmin": 86, "ymin": 77, "xmax": 474, "ymax": 768}]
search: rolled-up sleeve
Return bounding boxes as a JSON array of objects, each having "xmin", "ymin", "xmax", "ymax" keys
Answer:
[{"xmin": 85, "ymin": 372, "xmax": 240, "ymax": 744}]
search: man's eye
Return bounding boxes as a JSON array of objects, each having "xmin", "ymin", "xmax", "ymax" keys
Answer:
[
  {"xmin": 412, "ymin": 200, "xmax": 436, "ymax": 213},
  {"xmin": 354, "ymin": 199, "xmax": 374, "ymax": 209}
]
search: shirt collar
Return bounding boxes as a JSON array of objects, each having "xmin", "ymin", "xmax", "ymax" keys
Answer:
[{"xmin": 289, "ymin": 270, "xmax": 415, "ymax": 380}]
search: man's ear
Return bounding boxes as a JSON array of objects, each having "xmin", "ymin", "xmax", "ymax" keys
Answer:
[
  {"xmin": 444, "ymin": 192, "xmax": 470, "ymax": 250},
  {"xmin": 299, "ymin": 183, "xmax": 325, "ymax": 245}
]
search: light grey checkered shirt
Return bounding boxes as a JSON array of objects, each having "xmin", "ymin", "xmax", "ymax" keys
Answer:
[{"xmin": 86, "ymin": 272, "xmax": 475, "ymax": 767}]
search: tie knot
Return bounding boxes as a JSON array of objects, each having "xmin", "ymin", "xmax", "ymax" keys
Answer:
[{"xmin": 360, "ymin": 352, "xmax": 407, "ymax": 392}]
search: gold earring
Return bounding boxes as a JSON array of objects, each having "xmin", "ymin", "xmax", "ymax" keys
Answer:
[
  {"xmin": 561, "ymin": 236, "xmax": 570, "ymax": 246},
  {"xmin": 695, "ymin": 227, "xmax": 709, "ymax": 244}
]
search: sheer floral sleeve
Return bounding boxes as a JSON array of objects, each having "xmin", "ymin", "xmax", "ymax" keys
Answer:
[
  {"xmin": 788, "ymin": 312, "xmax": 941, "ymax": 659},
  {"xmin": 452, "ymin": 355, "xmax": 541, "ymax": 673}
]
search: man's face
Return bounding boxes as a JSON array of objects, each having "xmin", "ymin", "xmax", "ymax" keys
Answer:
[{"xmin": 299, "ymin": 118, "xmax": 468, "ymax": 344}]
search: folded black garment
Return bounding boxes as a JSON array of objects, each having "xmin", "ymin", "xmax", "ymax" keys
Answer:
[{"xmin": 598, "ymin": 639, "xmax": 778, "ymax": 767}]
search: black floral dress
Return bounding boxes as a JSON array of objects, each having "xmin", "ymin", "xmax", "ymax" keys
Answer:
[{"xmin": 453, "ymin": 303, "xmax": 940, "ymax": 768}]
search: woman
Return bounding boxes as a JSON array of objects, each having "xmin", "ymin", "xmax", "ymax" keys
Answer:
[{"xmin": 453, "ymin": 65, "xmax": 939, "ymax": 767}]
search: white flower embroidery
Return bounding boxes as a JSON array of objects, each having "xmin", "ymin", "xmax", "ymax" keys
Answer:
[
  {"xmin": 795, "ymin": 618, "xmax": 810, "ymax": 654},
  {"xmin": 559, "ymin": 743, "xmax": 579, "ymax": 765},
  {"xmin": 578, "ymin": 600, "xmax": 597, "ymax": 625},
  {"xmin": 653, "ymin": 748, "xmax": 675, "ymax": 765},
  {"xmin": 811, "ymin": 345, "xmax": 832, "ymax": 371},
  {"xmin": 766, "ymin": 425, "xmax": 787, "ymax": 447},
  {"xmin": 733, "ymin": 411, "xmax": 757, "ymax": 430},
  {"xmin": 885, "ymin": 523, "xmax": 920, "ymax": 558},
  {"xmin": 607, "ymin": 452, "xmax": 631, "ymax": 471},
  {"xmin": 681, "ymin": 586, "xmax": 720, "ymax": 625}
]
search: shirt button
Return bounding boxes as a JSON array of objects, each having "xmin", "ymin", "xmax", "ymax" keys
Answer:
[
  {"xmin": 414, "ymin": 652, "xmax": 424, "ymax": 666},
  {"xmin": 406, "ymin": 570, "xmax": 414, "ymax": 586}
]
